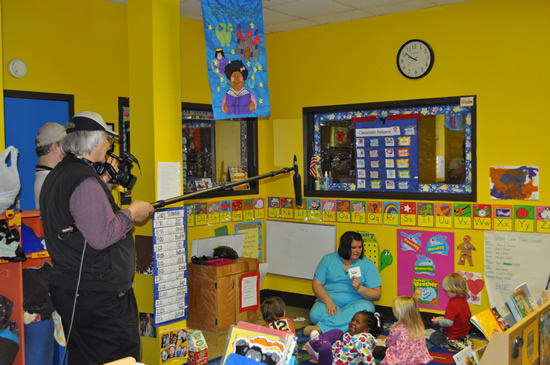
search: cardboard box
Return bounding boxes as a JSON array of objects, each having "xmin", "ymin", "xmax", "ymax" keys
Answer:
[{"xmin": 188, "ymin": 330, "xmax": 208, "ymax": 365}]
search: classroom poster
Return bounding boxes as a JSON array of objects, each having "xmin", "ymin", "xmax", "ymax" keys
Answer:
[
  {"xmin": 201, "ymin": 0, "xmax": 270, "ymax": 120},
  {"xmin": 153, "ymin": 207, "xmax": 188, "ymax": 326},
  {"xmin": 235, "ymin": 220, "xmax": 262, "ymax": 259},
  {"xmin": 354, "ymin": 117, "xmax": 419, "ymax": 192},
  {"xmin": 160, "ymin": 328, "xmax": 188, "ymax": 363},
  {"xmin": 397, "ymin": 229, "xmax": 454, "ymax": 310}
]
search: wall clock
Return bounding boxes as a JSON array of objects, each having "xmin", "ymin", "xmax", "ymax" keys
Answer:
[{"xmin": 397, "ymin": 40, "xmax": 434, "ymax": 79}]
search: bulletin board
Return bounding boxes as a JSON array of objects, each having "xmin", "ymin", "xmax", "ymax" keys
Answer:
[
  {"xmin": 265, "ymin": 220, "xmax": 336, "ymax": 280},
  {"xmin": 355, "ymin": 115, "xmax": 419, "ymax": 192}
]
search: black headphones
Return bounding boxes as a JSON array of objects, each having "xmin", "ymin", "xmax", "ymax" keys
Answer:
[{"xmin": 79, "ymin": 156, "xmax": 109, "ymax": 176}]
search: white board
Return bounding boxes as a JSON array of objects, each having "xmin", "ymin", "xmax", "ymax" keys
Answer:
[
  {"xmin": 484, "ymin": 231, "xmax": 550, "ymax": 313},
  {"xmin": 266, "ymin": 220, "xmax": 337, "ymax": 279}
]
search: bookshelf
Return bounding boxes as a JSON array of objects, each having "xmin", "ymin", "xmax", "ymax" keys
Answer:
[{"xmin": 480, "ymin": 295, "xmax": 550, "ymax": 365}]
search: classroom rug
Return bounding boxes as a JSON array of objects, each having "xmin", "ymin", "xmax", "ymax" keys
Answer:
[{"xmin": 206, "ymin": 323, "xmax": 487, "ymax": 365}]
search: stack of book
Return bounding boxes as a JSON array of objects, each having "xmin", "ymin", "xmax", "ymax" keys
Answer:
[
  {"xmin": 505, "ymin": 282, "xmax": 539, "ymax": 323},
  {"xmin": 221, "ymin": 321, "xmax": 297, "ymax": 365}
]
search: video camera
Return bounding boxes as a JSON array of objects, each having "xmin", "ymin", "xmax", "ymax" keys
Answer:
[{"xmin": 95, "ymin": 151, "xmax": 140, "ymax": 190}]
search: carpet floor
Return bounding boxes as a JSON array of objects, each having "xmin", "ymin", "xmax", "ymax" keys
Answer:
[{"xmin": 208, "ymin": 321, "xmax": 487, "ymax": 364}]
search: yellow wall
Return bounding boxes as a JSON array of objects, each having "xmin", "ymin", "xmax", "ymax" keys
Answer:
[
  {"xmin": 260, "ymin": 0, "xmax": 550, "ymax": 312},
  {"xmin": 2, "ymin": 0, "xmax": 550, "ymax": 324}
]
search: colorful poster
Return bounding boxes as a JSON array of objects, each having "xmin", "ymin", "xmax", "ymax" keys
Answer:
[
  {"xmin": 397, "ymin": 229, "xmax": 455, "ymax": 310},
  {"xmin": 354, "ymin": 116, "xmax": 419, "ymax": 193},
  {"xmin": 336, "ymin": 200, "xmax": 351, "ymax": 223},
  {"xmin": 399, "ymin": 201, "xmax": 416, "ymax": 227},
  {"xmin": 490, "ymin": 166, "xmax": 539, "ymax": 200},
  {"xmin": 536, "ymin": 206, "xmax": 550, "ymax": 233},
  {"xmin": 160, "ymin": 328, "xmax": 188, "ymax": 363},
  {"xmin": 417, "ymin": 202, "xmax": 434, "ymax": 228},
  {"xmin": 267, "ymin": 197, "xmax": 280, "ymax": 218},
  {"xmin": 351, "ymin": 200, "xmax": 366, "ymax": 224},
  {"xmin": 201, "ymin": 0, "xmax": 270, "ymax": 119},
  {"xmin": 322, "ymin": 200, "xmax": 336, "ymax": 222},
  {"xmin": 307, "ymin": 198, "xmax": 321, "ymax": 221}
]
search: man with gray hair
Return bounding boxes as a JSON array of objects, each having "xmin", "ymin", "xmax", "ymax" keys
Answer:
[
  {"xmin": 40, "ymin": 111, "xmax": 154, "ymax": 364},
  {"xmin": 34, "ymin": 122, "xmax": 66, "ymax": 209}
]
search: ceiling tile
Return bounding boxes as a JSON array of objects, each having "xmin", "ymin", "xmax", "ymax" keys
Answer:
[{"xmin": 268, "ymin": 0, "xmax": 354, "ymax": 18}]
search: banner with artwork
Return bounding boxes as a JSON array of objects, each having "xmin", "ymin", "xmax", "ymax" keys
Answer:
[{"xmin": 201, "ymin": 0, "xmax": 270, "ymax": 120}]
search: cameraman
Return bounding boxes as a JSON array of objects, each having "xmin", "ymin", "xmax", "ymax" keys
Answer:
[{"xmin": 40, "ymin": 111, "xmax": 154, "ymax": 364}]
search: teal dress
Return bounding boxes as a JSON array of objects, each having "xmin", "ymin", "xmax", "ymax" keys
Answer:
[{"xmin": 310, "ymin": 253, "xmax": 382, "ymax": 333}]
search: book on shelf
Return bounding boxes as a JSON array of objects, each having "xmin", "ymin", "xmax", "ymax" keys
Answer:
[
  {"xmin": 511, "ymin": 285, "xmax": 535, "ymax": 318},
  {"xmin": 453, "ymin": 345, "xmax": 486, "ymax": 365},
  {"xmin": 505, "ymin": 298, "xmax": 524, "ymax": 323},
  {"xmin": 470, "ymin": 307, "xmax": 507, "ymax": 341},
  {"xmin": 514, "ymin": 282, "xmax": 538, "ymax": 310}
]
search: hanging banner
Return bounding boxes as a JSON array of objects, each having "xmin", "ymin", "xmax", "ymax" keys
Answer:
[{"xmin": 201, "ymin": 0, "xmax": 270, "ymax": 120}]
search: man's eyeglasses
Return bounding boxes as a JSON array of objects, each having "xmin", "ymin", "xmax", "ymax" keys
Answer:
[{"xmin": 106, "ymin": 134, "xmax": 115, "ymax": 146}]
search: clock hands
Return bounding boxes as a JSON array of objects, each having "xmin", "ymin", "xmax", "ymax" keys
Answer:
[{"xmin": 405, "ymin": 52, "xmax": 417, "ymax": 61}]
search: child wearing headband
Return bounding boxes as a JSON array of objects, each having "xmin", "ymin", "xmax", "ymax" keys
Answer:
[{"xmin": 305, "ymin": 310, "xmax": 382, "ymax": 364}]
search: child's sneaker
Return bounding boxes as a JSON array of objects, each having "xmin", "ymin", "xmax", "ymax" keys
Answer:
[
  {"xmin": 310, "ymin": 330, "xmax": 320, "ymax": 341},
  {"xmin": 304, "ymin": 341, "xmax": 319, "ymax": 362}
]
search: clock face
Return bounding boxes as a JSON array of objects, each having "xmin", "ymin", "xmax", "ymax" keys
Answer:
[{"xmin": 397, "ymin": 40, "xmax": 434, "ymax": 79}]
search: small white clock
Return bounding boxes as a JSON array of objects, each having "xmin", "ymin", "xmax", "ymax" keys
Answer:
[
  {"xmin": 8, "ymin": 59, "xmax": 27, "ymax": 78},
  {"xmin": 397, "ymin": 40, "xmax": 434, "ymax": 79}
]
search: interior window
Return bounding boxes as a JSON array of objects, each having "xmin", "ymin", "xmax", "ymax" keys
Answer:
[
  {"xmin": 118, "ymin": 99, "xmax": 258, "ymax": 197},
  {"xmin": 303, "ymin": 96, "xmax": 476, "ymax": 201}
]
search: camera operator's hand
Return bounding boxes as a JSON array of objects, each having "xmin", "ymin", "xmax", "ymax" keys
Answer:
[
  {"xmin": 128, "ymin": 200, "xmax": 154, "ymax": 223},
  {"xmin": 101, "ymin": 155, "xmax": 119, "ymax": 189}
]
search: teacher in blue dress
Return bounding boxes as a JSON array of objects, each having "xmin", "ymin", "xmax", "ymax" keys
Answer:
[{"xmin": 303, "ymin": 231, "xmax": 382, "ymax": 335}]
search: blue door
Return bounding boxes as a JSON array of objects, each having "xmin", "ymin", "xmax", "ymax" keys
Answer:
[{"xmin": 4, "ymin": 91, "xmax": 74, "ymax": 210}]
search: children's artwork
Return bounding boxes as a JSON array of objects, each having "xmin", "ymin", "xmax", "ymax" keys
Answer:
[
  {"xmin": 201, "ymin": 0, "xmax": 270, "ymax": 119},
  {"xmin": 457, "ymin": 270, "xmax": 484, "ymax": 305},
  {"xmin": 397, "ymin": 229, "xmax": 454, "ymax": 310},
  {"xmin": 456, "ymin": 235, "xmax": 477, "ymax": 266},
  {"xmin": 160, "ymin": 328, "xmax": 188, "ymax": 363},
  {"xmin": 489, "ymin": 166, "xmax": 539, "ymax": 200}
]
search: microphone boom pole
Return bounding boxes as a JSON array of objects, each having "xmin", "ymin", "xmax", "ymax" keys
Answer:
[{"xmin": 152, "ymin": 156, "xmax": 300, "ymax": 209}]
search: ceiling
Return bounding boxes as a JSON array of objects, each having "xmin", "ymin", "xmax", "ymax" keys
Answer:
[{"xmin": 105, "ymin": 0, "xmax": 470, "ymax": 34}]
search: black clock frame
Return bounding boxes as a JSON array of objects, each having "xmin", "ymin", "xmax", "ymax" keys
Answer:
[{"xmin": 397, "ymin": 39, "xmax": 435, "ymax": 79}]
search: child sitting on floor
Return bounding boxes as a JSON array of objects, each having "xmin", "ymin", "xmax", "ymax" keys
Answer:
[
  {"xmin": 261, "ymin": 296, "xmax": 296, "ymax": 335},
  {"xmin": 381, "ymin": 296, "xmax": 432, "ymax": 365},
  {"xmin": 430, "ymin": 273, "xmax": 474, "ymax": 351},
  {"xmin": 305, "ymin": 310, "xmax": 381, "ymax": 364}
]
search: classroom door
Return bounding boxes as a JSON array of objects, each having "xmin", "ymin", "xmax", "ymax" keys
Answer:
[{"xmin": 4, "ymin": 91, "xmax": 74, "ymax": 210}]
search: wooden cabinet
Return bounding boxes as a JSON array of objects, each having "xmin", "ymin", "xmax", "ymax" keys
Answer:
[
  {"xmin": 0, "ymin": 210, "xmax": 49, "ymax": 365},
  {"xmin": 187, "ymin": 258, "xmax": 260, "ymax": 331}
]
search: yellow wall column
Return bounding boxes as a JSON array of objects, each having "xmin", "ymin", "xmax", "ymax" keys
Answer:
[{"xmin": 127, "ymin": 1, "xmax": 183, "ymax": 364}]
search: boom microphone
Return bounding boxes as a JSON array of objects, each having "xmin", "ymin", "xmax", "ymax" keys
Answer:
[{"xmin": 293, "ymin": 155, "xmax": 303, "ymax": 207}]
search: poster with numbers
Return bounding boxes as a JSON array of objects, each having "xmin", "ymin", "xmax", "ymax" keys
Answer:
[{"xmin": 153, "ymin": 207, "xmax": 188, "ymax": 326}]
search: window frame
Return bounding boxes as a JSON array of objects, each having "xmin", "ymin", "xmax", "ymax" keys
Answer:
[
  {"xmin": 118, "ymin": 99, "xmax": 259, "ymax": 198},
  {"xmin": 302, "ymin": 95, "xmax": 477, "ymax": 202}
]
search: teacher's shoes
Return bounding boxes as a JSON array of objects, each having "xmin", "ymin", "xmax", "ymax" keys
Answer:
[{"xmin": 302, "ymin": 324, "xmax": 321, "ymax": 336}]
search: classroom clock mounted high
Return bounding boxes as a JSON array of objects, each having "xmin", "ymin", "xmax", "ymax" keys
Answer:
[{"xmin": 397, "ymin": 39, "xmax": 434, "ymax": 79}]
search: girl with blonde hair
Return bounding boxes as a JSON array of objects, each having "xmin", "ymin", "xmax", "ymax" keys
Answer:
[{"xmin": 381, "ymin": 296, "xmax": 432, "ymax": 365}]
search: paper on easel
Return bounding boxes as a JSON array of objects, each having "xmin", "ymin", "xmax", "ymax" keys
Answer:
[{"xmin": 191, "ymin": 234, "xmax": 245, "ymax": 258}]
